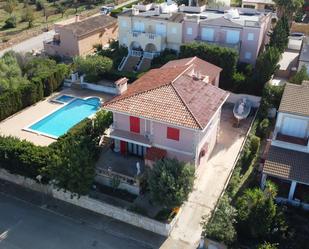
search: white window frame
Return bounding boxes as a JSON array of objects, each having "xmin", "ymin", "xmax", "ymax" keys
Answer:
[
  {"xmin": 201, "ymin": 28, "xmax": 215, "ymax": 42},
  {"xmin": 187, "ymin": 27, "xmax": 193, "ymax": 35},
  {"xmin": 155, "ymin": 23, "xmax": 167, "ymax": 36},
  {"xmin": 247, "ymin": 32, "xmax": 254, "ymax": 41},
  {"xmin": 133, "ymin": 21, "xmax": 145, "ymax": 32},
  {"xmin": 226, "ymin": 30, "xmax": 240, "ymax": 44},
  {"xmin": 244, "ymin": 52, "xmax": 252, "ymax": 60}
]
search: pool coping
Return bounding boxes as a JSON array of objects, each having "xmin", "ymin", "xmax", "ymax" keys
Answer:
[{"xmin": 22, "ymin": 95, "xmax": 102, "ymax": 140}]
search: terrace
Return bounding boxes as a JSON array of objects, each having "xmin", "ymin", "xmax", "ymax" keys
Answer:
[{"xmin": 0, "ymin": 88, "xmax": 112, "ymax": 146}]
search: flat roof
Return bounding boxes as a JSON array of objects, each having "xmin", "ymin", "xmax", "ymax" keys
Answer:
[{"xmin": 299, "ymin": 37, "xmax": 309, "ymax": 62}]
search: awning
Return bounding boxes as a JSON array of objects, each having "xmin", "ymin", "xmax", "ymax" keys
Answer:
[{"xmin": 109, "ymin": 129, "xmax": 151, "ymax": 147}]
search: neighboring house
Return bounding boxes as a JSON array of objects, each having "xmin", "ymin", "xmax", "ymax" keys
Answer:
[
  {"xmin": 44, "ymin": 15, "xmax": 117, "ymax": 58},
  {"xmin": 298, "ymin": 37, "xmax": 309, "ymax": 73},
  {"xmin": 118, "ymin": 2, "xmax": 272, "ymax": 69},
  {"xmin": 103, "ymin": 57, "xmax": 229, "ymax": 167},
  {"xmin": 241, "ymin": 0, "xmax": 275, "ymax": 11},
  {"xmin": 261, "ymin": 81, "xmax": 309, "ymax": 207}
]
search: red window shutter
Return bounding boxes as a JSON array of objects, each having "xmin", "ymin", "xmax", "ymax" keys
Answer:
[
  {"xmin": 167, "ymin": 127, "xmax": 180, "ymax": 141},
  {"xmin": 130, "ymin": 116, "xmax": 140, "ymax": 133}
]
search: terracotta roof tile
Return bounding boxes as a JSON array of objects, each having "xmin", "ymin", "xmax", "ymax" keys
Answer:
[
  {"xmin": 263, "ymin": 146, "xmax": 309, "ymax": 184},
  {"xmin": 103, "ymin": 58, "xmax": 228, "ymax": 130},
  {"xmin": 162, "ymin": 56, "xmax": 222, "ymax": 83},
  {"xmin": 279, "ymin": 81, "xmax": 309, "ymax": 116}
]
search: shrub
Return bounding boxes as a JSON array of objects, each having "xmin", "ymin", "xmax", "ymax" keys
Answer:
[
  {"xmin": 236, "ymin": 182, "xmax": 280, "ymax": 240},
  {"xmin": 257, "ymin": 242, "xmax": 278, "ymax": 249},
  {"xmin": 203, "ymin": 195, "xmax": 237, "ymax": 245},
  {"xmin": 240, "ymin": 135, "xmax": 260, "ymax": 174},
  {"xmin": 252, "ymin": 47, "xmax": 281, "ymax": 95},
  {"xmin": 269, "ymin": 16, "xmax": 289, "ymax": 53},
  {"xmin": 35, "ymin": 0, "xmax": 45, "ymax": 11},
  {"xmin": 289, "ymin": 65, "xmax": 309, "ymax": 84},
  {"xmin": 0, "ymin": 136, "xmax": 51, "ymax": 180},
  {"xmin": 151, "ymin": 49, "xmax": 178, "ymax": 68},
  {"xmin": 257, "ymin": 118, "xmax": 270, "ymax": 139},
  {"xmin": 148, "ymin": 158, "xmax": 195, "ymax": 208},
  {"xmin": 74, "ymin": 55, "xmax": 113, "ymax": 82},
  {"xmin": 179, "ymin": 42, "xmax": 238, "ymax": 90},
  {"xmin": 3, "ymin": 16, "xmax": 17, "ymax": 29}
]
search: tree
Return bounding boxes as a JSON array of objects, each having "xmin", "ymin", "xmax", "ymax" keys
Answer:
[
  {"xmin": 179, "ymin": 42, "xmax": 238, "ymax": 90},
  {"xmin": 4, "ymin": 0, "xmax": 18, "ymax": 15},
  {"xmin": 148, "ymin": 158, "xmax": 195, "ymax": 208},
  {"xmin": 273, "ymin": 0, "xmax": 304, "ymax": 20},
  {"xmin": 23, "ymin": 7, "xmax": 35, "ymax": 28},
  {"xmin": 289, "ymin": 65, "xmax": 309, "ymax": 84},
  {"xmin": 203, "ymin": 196, "xmax": 237, "ymax": 245},
  {"xmin": 269, "ymin": 17, "xmax": 290, "ymax": 53},
  {"xmin": 46, "ymin": 135, "xmax": 96, "ymax": 196},
  {"xmin": 236, "ymin": 181, "xmax": 281, "ymax": 240},
  {"xmin": 252, "ymin": 47, "xmax": 281, "ymax": 95},
  {"xmin": 56, "ymin": 3, "xmax": 66, "ymax": 18},
  {"xmin": 73, "ymin": 55, "xmax": 113, "ymax": 82}
]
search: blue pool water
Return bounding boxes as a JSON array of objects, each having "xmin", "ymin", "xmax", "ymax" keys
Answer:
[
  {"xmin": 29, "ymin": 97, "xmax": 100, "ymax": 138},
  {"xmin": 55, "ymin": 95, "xmax": 74, "ymax": 103}
]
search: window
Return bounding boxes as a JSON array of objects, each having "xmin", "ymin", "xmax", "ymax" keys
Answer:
[
  {"xmin": 247, "ymin": 33, "xmax": 254, "ymax": 41},
  {"xmin": 201, "ymin": 28, "xmax": 214, "ymax": 41},
  {"xmin": 133, "ymin": 22, "xmax": 144, "ymax": 32},
  {"xmin": 187, "ymin": 27, "xmax": 193, "ymax": 35},
  {"xmin": 121, "ymin": 21, "xmax": 127, "ymax": 28},
  {"xmin": 156, "ymin": 24, "xmax": 167, "ymax": 36},
  {"xmin": 171, "ymin": 27, "xmax": 177, "ymax": 34},
  {"xmin": 245, "ymin": 52, "xmax": 252, "ymax": 60},
  {"xmin": 130, "ymin": 116, "xmax": 140, "ymax": 133},
  {"xmin": 167, "ymin": 127, "xmax": 180, "ymax": 141},
  {"xmin": 226, "ymin": 30, "xmax": 240, "ymax": 44}
]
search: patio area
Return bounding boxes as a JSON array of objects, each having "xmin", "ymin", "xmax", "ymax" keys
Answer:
[
  {"xmin": 0, "ymin": 88, "xmax": 113, "ymax": 146},
  {"xmin": 96, "ymin": 149, "xmax": 145, "ymax": 178}
]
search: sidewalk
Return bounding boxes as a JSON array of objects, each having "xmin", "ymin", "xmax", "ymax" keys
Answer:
[
  {"xmin": 0, "ymin": 179, "xmax": 165, "ymax": 249},
  {"xmin": 160, "ymin": 105, "xmax": 254, "ymax": 249}
]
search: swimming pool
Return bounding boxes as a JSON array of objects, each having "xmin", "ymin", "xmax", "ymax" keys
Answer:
[
  {"xmin": 27, "ymin": 97, "xmax": 101, "ymax": 138},
  {"xmin": 54, "ymin": 95, "xmax": 75, "ymax": 103}
]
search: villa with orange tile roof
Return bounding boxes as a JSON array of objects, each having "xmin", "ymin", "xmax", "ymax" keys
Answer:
[{"xmin": 103, "ymin": 57, "xmax": 229, "ymax": 167}]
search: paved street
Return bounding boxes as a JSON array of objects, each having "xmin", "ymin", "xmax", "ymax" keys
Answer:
[{"xmin": 0, "ymin": 184, "xmax": 165, "ymax": 249}]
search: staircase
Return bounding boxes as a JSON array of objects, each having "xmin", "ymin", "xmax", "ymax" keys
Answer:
[
  {"xmin": 121, "ymin": 55, "xmax": 140, "ymax": 72},
  {"xmin": 137, "ymin": 57, "xmax": 152, "ymax": 72}
]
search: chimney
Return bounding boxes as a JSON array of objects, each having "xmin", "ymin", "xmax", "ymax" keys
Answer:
[
  {"xmin": 203, "ymin": 75, "xmax": 209, "ymax": 84},
  {"xmin": 132, "ymin": 7, "xmax": 139, "ymax": 15},
  {"xmin": 115, "ymin": 77, "xmax": 128, "ymax": 95},
  {"xmin": 75, "ymin": 15, "xmax": 80, "ymax": 23}
]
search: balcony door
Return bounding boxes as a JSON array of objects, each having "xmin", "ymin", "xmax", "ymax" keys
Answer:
[{"xmin": 281, "ymin": 117, "xmax": 307, "ymax": 138}]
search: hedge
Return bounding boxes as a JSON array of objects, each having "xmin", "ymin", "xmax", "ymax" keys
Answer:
[
  {"xmin": 0, "ymin": 110, "xmax": 113, "ymax": 195},
  {"xmin": 179, "ymin": 42, "xmax": 238, "ymax": 90},
  {"xmin": 0, "ymin": 63, "xmax": 69, "ymax": 121}
]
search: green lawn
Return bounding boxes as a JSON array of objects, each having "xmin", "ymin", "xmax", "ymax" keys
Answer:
[{"xmin": 0, "ymin": 0, "xmax": 113, "ymax": 40}]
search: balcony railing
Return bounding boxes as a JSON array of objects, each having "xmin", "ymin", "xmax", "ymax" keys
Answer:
[
  {"xmin": 275, "ymin": 132, "xmax": 309, "ymax": 146},
  {"xmin": 96, "ymin": 168, "xmax": 140, "ymax": 186},
  {"xmin": 195, "ymin": 38, "xmax": 241, "ymax": 52}
]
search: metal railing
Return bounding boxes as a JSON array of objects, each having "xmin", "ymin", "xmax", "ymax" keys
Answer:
[
  {"xmin": 130, "ymin": 50, "xmax": 142, "ymax": 57},
  {"xmin": 117, "ymin": 56, "xmax": 127, "ymax": 71},
  {"xmin": 96, "ymin": 168, "xmax": 140, "ymax": 186}
]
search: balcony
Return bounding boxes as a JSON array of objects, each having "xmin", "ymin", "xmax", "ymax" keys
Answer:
[
  {"xmin": 275, "ymin": 132, "xmax": 308, "ymax": 146},
  {"xmin": 109, "ymin": 127, "xmax": 152, "ymax": 147},
  {"xmin": 195, "ymin": 38, "xmax": 241, "ymax": 52},
  {"xmin": 127, "ymin": 31, "xmax": 165, "ymax": 51},
  {"xmin": 272, "ymin": 131, "xmax": 309, "ymax": 153}
]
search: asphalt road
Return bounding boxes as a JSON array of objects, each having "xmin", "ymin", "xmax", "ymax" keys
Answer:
[{"xmin": 0, "ymin": 193, "xmax": 160, "ymax": 249}]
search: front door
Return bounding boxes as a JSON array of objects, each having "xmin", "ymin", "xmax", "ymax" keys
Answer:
[{"xmin": 120, "ymin": 141, "xmax": 127, "ymax": 155}]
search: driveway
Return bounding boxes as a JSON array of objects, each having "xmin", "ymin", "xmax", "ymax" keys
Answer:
[
  {"xmin": 0, "ymin": 30, "xmax": 55, "ymax": 57},
  {"xmin": 160, "ymin": 104, "xmax": 254, "ymax": 249}
]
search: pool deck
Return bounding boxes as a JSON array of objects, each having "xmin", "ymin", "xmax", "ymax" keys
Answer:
[{"xmin": 0, "ymin": 88, "xmax": 113, "ymax": 146}]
